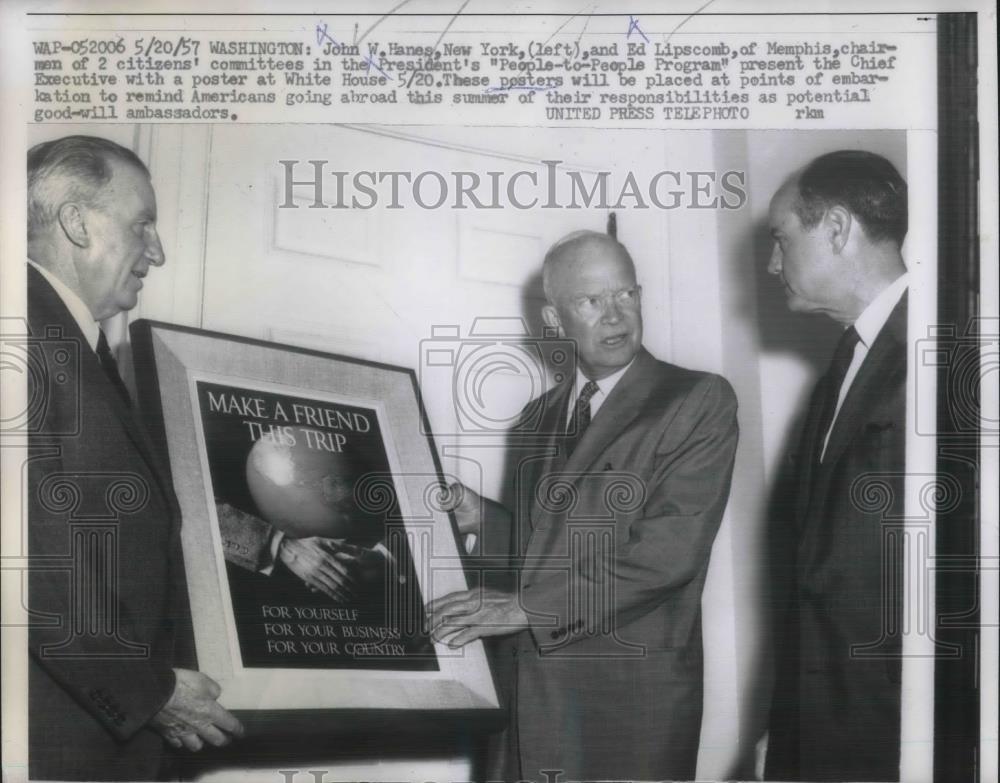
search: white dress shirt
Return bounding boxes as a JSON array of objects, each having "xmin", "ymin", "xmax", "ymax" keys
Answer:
[
  {"xmin": 821, "ymin": 273, "xmax": 908, "ymax": 460},
  {"xmin": 564, "ymin": 358, "xmax": 636, "ymax": 431}
]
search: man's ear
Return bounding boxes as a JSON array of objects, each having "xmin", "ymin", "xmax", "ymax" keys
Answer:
[
  {"xmin": 57, "ymin": 202, "xmax": 90, "ymax": 248},
  {"xmin": 825, "ymin": 204, "xmax": 852, "ymax": 254},
  {"xmin": 542, "ymin": 304, "xmax": 562, "ymax": 335}
]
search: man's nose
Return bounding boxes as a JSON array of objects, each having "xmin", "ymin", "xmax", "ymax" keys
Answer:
[
  {"xmin": 146, "ymin": 228, "xmax": 166, "ymax": 266},
  {"xmin": 767, "ymin": 244, "xmax": 782, "ymax": 275},
  {"xmin": 601, "ymin": 297, "xmax": 623, "ymax": 323}
]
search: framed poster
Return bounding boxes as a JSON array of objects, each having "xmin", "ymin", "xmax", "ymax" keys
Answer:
[{"xmin": 130, "ymin": 319, "xmax": 499, "ymax": 723}]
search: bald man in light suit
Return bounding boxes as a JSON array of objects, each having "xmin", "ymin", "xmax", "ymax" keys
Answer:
[{"xmin": 429, "ymin": 232, "xmax": 739, "ymax": 781}]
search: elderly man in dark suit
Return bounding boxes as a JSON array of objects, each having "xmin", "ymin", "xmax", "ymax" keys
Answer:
[
  {"xmin": 26, "ymin": 135, "xmax": 244, "ymax": 780},
  {"xmin": 763, "ymin": 150, "xmax": 909, "ymax": 781},
  {"xmin": 428, "ymin": 231, "xmax": 739, "ymax": 781}
]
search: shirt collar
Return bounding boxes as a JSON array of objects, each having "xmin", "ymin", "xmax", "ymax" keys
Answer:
[
  {"xmin": 575, "ymin": 356, "xmax": 635, "ymax": 401},
  {"xmin": 28, "ymin": 259, "xmax": 101, "ymax": 352},
  {"xmin": 853, "ymin": 272, "xmax": 908, "ymax": 348}
]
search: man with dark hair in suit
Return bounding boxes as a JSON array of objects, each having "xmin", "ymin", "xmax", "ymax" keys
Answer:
[
  {"xmin": 26, "ymin": 135, "xmax": 244, "ymax": 780},
  {"xmin": 428, "ymin": 231, "xmax": 739, "ymax": 781},
  {"xmin": 764, "ymin": 150, "xmax": 909, "ymax": 781}
]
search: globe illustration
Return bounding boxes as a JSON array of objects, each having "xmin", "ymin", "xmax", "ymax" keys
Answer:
[{"xmin": 246, "ymin": 428, "xmax": 379, "ymax": 541}]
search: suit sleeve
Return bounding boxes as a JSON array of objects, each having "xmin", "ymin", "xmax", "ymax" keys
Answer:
[
  {"xmin": 520, "ymin": 374, "xmax": 739, "ymax": 647},
  {"xmin": 463, "ymin": 494, "xmax": 513, "ymax": 558},
  {"xmin": 27, "ymin": 452, "xmax": 178, "ymax": 742},
  {"xmin": 216, "ymin": 500, "xmax": 280, "ymax": 572}
]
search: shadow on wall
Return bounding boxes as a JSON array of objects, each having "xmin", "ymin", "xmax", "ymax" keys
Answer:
[{"xmin": 521, "ymin": 269, "xmax": 548, "ymax": 341}]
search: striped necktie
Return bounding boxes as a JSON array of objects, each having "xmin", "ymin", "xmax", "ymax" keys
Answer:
[{"xmin": 566, "ymin": 380, "xmax": 600, "ymax": 455}]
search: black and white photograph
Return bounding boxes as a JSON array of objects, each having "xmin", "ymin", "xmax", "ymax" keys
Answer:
[{"xmin": 0, "ymin": 3, "xmax": 995, "ymax": 783}]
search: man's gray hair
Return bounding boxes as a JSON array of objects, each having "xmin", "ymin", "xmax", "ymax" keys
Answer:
[
  {"xmin": 27, "ymin": 135, "xmax": 149, "ymax": 240},
  {"xmin": 541, "ymin": 230, "xmax": 634, "ymax": 302}
]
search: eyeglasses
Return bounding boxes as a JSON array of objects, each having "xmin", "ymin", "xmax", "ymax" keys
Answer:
[{"xmin": 570, "ymin": 286, "xmax": 642, "ymax": 318}]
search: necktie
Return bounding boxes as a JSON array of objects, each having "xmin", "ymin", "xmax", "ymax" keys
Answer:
[
  {"xmin": 96, "ymin": 330, "xmax": 131, "ymax": 407},
  {"xmin": 814, "ymin": 325, "xmax": 860, "ymax": 462},
  {"xmin": 566, "ymin": 380, "xmax": 600, "ymax": 455}
]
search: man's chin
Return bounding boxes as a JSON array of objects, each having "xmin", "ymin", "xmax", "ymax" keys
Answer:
[
  {"xmin": 589, "ymin": 344, "xmax": 639, "ymax": 376},
  {"xmin": 786, "ymin": 295, "xmax": 816, "ymax": 314},
  {"xmin": 116, "ymin": 292, "xmax": 140, "ymax": 314}
]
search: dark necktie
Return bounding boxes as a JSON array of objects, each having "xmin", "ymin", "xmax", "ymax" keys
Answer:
[
  {"xmin": 96, "ymin": 330, "xmax": 131, "ymax": 407},
  {"xmin": 814, "ymin": 325, "xmax": 860, "ymax": 462},
  {"xmin": 566, "ymin": 380, "xmax": 600, "ymax": 455}
]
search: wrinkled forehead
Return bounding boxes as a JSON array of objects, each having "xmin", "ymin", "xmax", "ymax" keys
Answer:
[{"xmin": 549, "ymin": 241, "xmax": 636, "ymax": 295}]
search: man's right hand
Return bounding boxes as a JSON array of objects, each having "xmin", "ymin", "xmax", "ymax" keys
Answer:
[
  {"xmin": 149, "ymin": 669, "xmax": 244, "ymax": 752},
  {"xmin": 278, "ymin": 536, "xmax": 357, "ymax": 601},
  {"xmin": 441, "ymin": 482, "xmax": 483, "ymax": 536}
]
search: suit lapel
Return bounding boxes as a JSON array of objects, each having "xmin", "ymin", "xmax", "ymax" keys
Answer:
[
  {"xmin": 794, "ymin": 382, "xmax": 828, "ymax": 519},
  {"xmin": 523, "ymin": 350, "xmax": 658, "ymax": 565},
  {"xmin": 820, "ymin": 294, "xmax": 907, "ymax": 473},
  {"xmin": 524, "ymin": 382, "xmax": 573, "ymax": 532},
  {"xmin": 28, "ymin": 265, "xmax": 176, "ymax": 519},
  {"xmin": 562, "ymin": 349, "xmax": 656, "ymax": 475},
  {"xmin": 83, "ymin": 348, "xmax": 170, "ymax": 492}
]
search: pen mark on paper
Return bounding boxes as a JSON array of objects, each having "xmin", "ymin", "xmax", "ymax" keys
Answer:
[
  {"xmin": 663, "ymin": 0, "xmax": 718, "ymax": 44},
  {"xmin": 627, "ymin": 15, "xmax": 650, "ymax": 43},
  {"xmin": 354, "ymin": 0, "xmax": 420, "ymax": 48},
  {"xmin": 542, "ymin": 5, "xmax": 591, "ymax": 46}
]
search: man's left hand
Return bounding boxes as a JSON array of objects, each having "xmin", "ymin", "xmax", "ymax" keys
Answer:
[
  {"xmin": 426, "ymin": 588, "xmax": 528, "ymax": 647},
  {"xmin": 149, "ymin": 669, "xmax": 244, "ymax": 751}
]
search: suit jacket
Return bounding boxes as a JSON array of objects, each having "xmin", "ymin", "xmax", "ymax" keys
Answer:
[
  {"xmin": 766, "ymin": 295, "xmax": 907, "ymax": 782},
  {"xmin": 480, "ymin": 348, "xmax": 738, "ymax": 781},
  {"xmin": 26, "ymin": 265, "xmax": 195, "ymax": 781}
]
